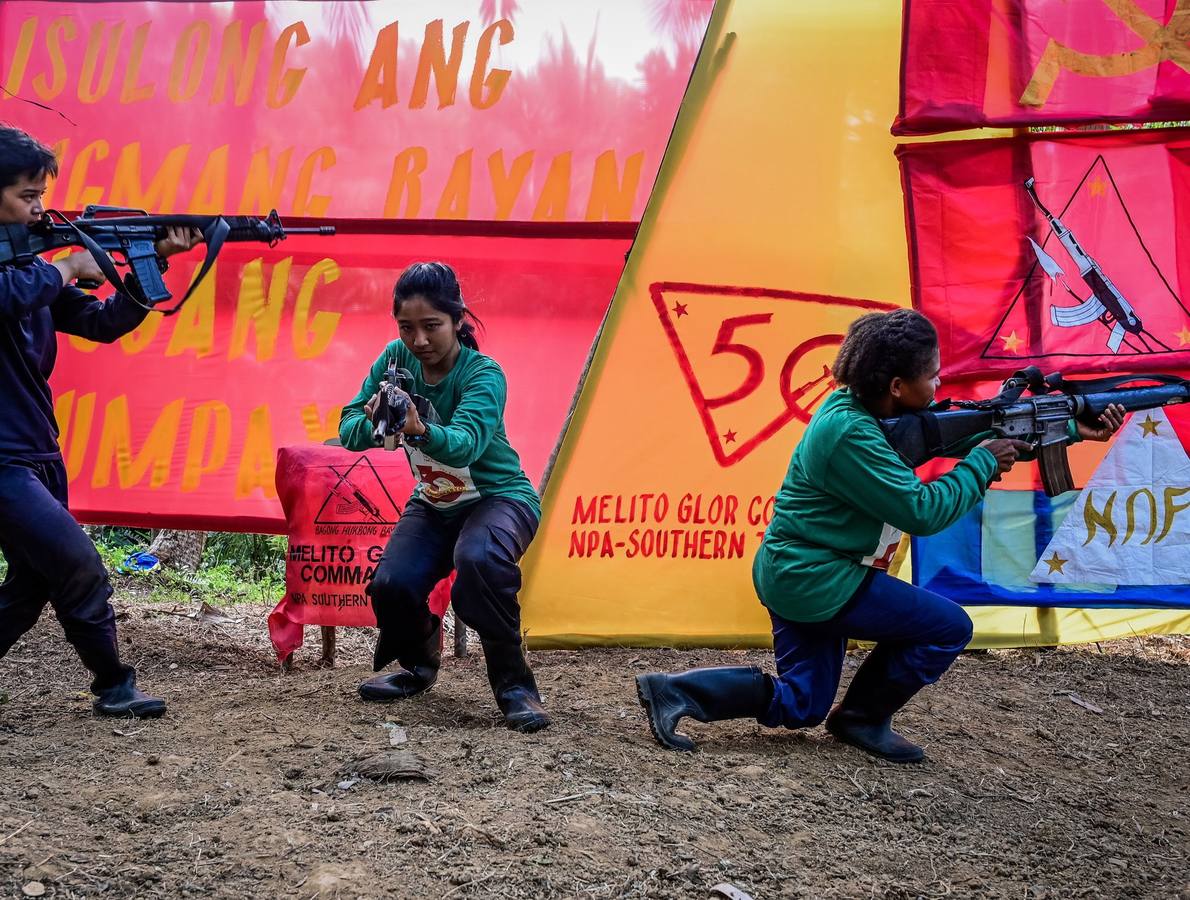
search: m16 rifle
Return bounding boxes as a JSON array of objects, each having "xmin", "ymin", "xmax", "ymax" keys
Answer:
[
  {"xmin": 372, "ymin": 366, "xmax": 415, "ymax": 451},
  {"xmin": 370, "ymin": 366, "xmax": 441, "ymax": 451},
  {"xmin": 880, "ymin": 367, "xmax": 1190, "ymax": 496},
  {"xmin": 0, "ymin": 206, "xmax": 334, "ymax": 315}
]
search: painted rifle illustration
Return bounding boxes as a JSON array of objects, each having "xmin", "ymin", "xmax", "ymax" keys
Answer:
[
  {"xmin": 880, "ymin": 367, "xmax": 1190, "ymax": 496},
  {"xmin": 327, "ymin": 467, "xmax": 386, "ymax": 524},
  {"xmin": 1022, "ymin": 177, "xmax": 1166, "ymax": 354},
  {"xmin": 0, "ymin": 206, "xmax": 334, "ymax": 315}
]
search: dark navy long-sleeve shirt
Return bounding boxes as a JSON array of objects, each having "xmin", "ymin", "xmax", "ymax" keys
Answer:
[{"xmin": 1, "ymin": 258, "xmax": 148, "ymax": 460}]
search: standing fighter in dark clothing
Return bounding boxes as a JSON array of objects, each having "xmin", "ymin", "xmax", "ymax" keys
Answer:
[{"xmin": 0, "ymin": 126, "xmax": 200, "ymax": 718}]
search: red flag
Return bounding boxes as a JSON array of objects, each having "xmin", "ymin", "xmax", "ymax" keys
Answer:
[
  {"xmin": 895, "ymin": 0, "xmax": 1190, "ymax": 135},
  {"xmin": 899, "ymin": 129, "xmax": 1190, "ymax": 380},
  {"xmin": 266, "ymin": 445, "xmax": 454, "ymax": 662}
]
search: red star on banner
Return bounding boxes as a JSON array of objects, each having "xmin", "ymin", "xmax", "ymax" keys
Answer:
[
  {"xmin": 672, "ymin": 302, "xmax": 688, "ymax": 318},
  {"xmin": 722, "ymin": 429, "xmax": 737, "ymax": 444}
]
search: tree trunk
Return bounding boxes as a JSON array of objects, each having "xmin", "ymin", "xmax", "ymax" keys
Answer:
[{"xmin": 147, "ymin": 529, "xmax": 207, "ymax": 572}]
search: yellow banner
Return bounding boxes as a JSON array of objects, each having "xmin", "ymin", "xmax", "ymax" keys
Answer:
[{"xmin": 519, "ymin": 0, "xmax": 1190, "ymax": 648}]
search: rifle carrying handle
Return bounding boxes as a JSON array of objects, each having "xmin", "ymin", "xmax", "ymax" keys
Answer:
[{"xmin": 1038, "ymin": 443, "xmax": 1074, "ymax": 497}]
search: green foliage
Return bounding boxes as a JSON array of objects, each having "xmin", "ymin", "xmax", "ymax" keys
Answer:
[
  {"xmin": 92, "ymin": 528, "xmax": 287, "ymax": 606},
  {"xmin": 0, "ymin": 528, "xmax": 288, "ymax": 605},
  {"xmin": 203, "ymin": 532, "xmax": 287, "ymax": 582}
]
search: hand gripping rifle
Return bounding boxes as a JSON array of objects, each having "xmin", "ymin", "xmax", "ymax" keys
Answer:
[
  {"xmin": 0, "ymin": 205, "xmax": 334, "ymax": 315},
  {"xmin": 372, "ymin": 366, "xmax": 414, "ymax": 451},
  {"xmin": 880, "ymin": 367, "xmax": 1190, "ymax": 496},
  {"xmin": 371, "ymin": 365, "xmax": 440, "ymax": 451}
]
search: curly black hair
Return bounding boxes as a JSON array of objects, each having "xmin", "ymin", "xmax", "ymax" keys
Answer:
[{"xmin": 831, "ymin": 309, "xmax": 938, "ymax": 403}]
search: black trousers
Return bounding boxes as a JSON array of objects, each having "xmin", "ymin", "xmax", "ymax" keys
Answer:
[
  {"xmin": 367, "ymin": 496, "xmax": 539, "ymax": 667},
  {"xmin": 0, "ymin": 458, "xmax": 130, "ymax": 692}
]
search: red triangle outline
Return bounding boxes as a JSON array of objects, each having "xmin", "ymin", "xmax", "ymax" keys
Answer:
[
  {"xmin": 649, "ymin": 282, "xmax": 895, "ymax": 467},
  {"xmin": 982, "ymin": 155, "xmax": 1190, "ymax": 363}
]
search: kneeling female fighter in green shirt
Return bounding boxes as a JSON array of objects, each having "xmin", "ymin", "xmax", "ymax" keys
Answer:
[
  {"xmin": 339, "ymin": 262, "xmax": 547, "ymax": 733},
  {"xmin": 637, "ymin": 309, "xmax": 1123, "ymax": 761}
]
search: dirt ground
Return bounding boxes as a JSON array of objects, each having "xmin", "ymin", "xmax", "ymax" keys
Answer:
[{"xmin": 0, "ymin": 591, "xmax": 1187, "ymax": 900}]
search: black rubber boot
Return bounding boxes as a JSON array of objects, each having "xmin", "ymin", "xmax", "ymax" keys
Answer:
[
  {"xmin": 482, "ymin": 640, "xmax": 550, "ymax": 733},
  {"xmin": 635, "ymin": 666, "xmax": 771, "ymax": 752},
  {"xmin": 825, "ymin": 675, "xmax": 926, "ymax": 763},
  {"xmin": 372, "ymin": 613, "xmax": 441, "ymax": 673},
  {"xmin": 359, "ymin": 616, "xmax": 441, "ymax": 702},
  {"xmin": 92, "ymin": 671, "xmax": 166, "ymax": 719}
]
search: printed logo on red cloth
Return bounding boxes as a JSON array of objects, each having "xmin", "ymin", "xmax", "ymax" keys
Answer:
[
  {"xmin": 899, "ymin": 130, "xmax": 1190, "ymax": 379},
  {"xmin": 895, "ymin": 0, "xmax": 1190, "ymax": 134},
  {"xmin": 268, "ymin": 446, "xmax": 453, "ymax": 662},
  {"xmin": 986, "ymin": 157, "xmax": 1190, "ymax": 364},
  {"xmin": 314, "ymin": 457, "xmax": 402, "ymax": 526}
]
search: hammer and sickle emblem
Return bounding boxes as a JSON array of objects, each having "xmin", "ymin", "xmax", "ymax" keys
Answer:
[{"xmin": 1020, "ymin": 0, "xmax": 1190, "ymax": 108}]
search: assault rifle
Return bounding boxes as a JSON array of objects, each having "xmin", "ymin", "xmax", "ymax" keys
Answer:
[
  {"xmin": 880, "ymin": 367, "xmax": 1190, "ymax": 496},
  {"xmin": 371, "ymin": 365, "xmax": 440, "ymax": 451},
  {"xmin": 0, "ymin": 206, "xmax": 334, "ymax": 315},
  {"xmin": 372, "ymin": 365, "xmax": 415, "ymax": 451}
]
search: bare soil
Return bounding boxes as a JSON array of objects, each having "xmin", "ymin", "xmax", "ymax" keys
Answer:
[{"xmin": 1, "ymin": 590, "xmax": 1187, "ymax": 899}]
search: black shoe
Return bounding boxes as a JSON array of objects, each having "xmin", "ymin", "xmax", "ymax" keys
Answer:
[
  {"xmin": 635, "ymin": 666, "xmax": 771, "ymax": 752},
  {"xmin": 92, "ymin": 674, "xmax": 166, "ymax": 719},
  {"xmin": 482, "ymin": 640, "xmax": 550, "ymax": 733},
  {"xmin": 358, "ymin": 665, "xmax": 438, "ymax": 702},
  {"xmin": 825, "ymin": 707, "xmax": 924, "ymax": 763},
  {"xmin": 825, "ymin": 669, "xmax": 926, "ymax": 763}
]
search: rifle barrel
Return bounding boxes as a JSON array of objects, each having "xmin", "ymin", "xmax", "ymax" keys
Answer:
[
  {"xmin": 1079, "ymin": 384, "xmax": 1190, "ymax": 417},
  {"xmin": 284, "ymin": 226, "xmax": 336, "ymax": 235}
]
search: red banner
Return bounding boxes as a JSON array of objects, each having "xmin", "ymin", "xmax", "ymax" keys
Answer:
[
  {"xmin": 53, "ymin": 222, "xmax": 633, "ymax": 531},
  {"xmin": 898, "ymin": 128, "xmax": 1190, "ymax": 380},
  {"xmin": 895, "ymin": 0, "xmax": 1190, "ymax": 135},
  {"xmin": 0, "ymin": 1, "xmax": 713, "ymax": 530},
  {"xmin": 1, "ymin": 1, "xmax": 710, "ymax": 221},
  {"xmin": 267, "ymin": 444, "xmax": 453, "ymax": 661}
]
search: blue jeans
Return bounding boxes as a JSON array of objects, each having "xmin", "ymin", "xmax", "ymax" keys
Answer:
[{"xmin": 760, "ymin": 571, "xmax": 973, "ymax": 729}]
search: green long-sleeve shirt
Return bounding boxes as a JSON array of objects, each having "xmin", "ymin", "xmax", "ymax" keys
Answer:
[
  {"xmin": 753, "ymin": 388, "xmax": 999, "ymax": 622},
  {"xmin": 339, "ymin": 341, "xmax": 540, "ymax": 518}
]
